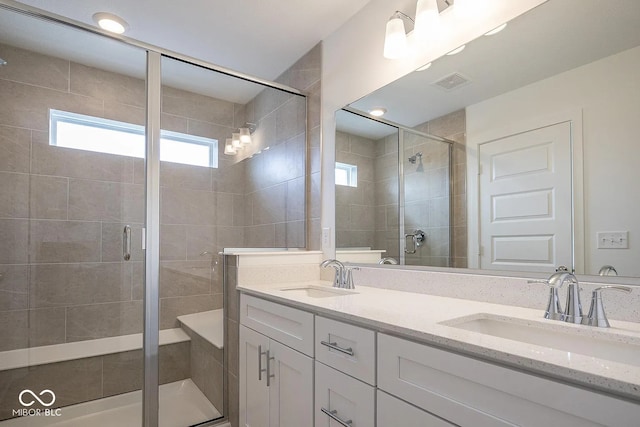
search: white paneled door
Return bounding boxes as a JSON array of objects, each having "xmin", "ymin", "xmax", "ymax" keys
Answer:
[{"xmin": 479, "ymin": 121, "xmax": 573, "ymax": 272}]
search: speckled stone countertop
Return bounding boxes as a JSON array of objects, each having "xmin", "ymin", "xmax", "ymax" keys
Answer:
[{"xmin": 237, "ymin": 280, "xmax": 640, "ymax": 402}]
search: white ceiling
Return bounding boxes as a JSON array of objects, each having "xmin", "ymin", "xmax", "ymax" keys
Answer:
[
  {"xmin": 346, "ymin": 0, "xmax": 640, "ymax": 138},
  {"xmin": 11, "ymin": 0, "xmax": 372, "ymax": 91}
]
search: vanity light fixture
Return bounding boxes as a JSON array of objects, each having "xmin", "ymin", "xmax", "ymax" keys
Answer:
[
  {"xmin": 383, "ymin": 0, "xmax": 453, "ymax": 59},
  {"xmin": 369, "ymin": 108, "xmax": 387, "ymax": 117},
  {"xmin": 484, "ymin": 23, "xmax": 507, "ymax": 36},
  {"xmin": 239, "ymin": 122, "xmax": 256, "ymax": 145},
  {"xmin": 92, "ymin": 12, "xmax": 129, "ymax": 34}
]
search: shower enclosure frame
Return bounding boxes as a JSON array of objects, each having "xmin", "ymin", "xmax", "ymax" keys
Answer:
[
  {"xmin": 341, "ymin": 107, "xmax": 455, "ymax": 266},
  {"xmin": 0, "ymin": 1, "xmax": 306, "ymax": 426}
]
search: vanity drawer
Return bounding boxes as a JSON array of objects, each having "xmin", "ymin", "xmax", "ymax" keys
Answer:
[
  {"xmin": 314, "ymin": 361, "xmax": 375, "ymax": 427},
  {"xmin": 377, "ymin": 389, "xmax": 455, "ymax": 427},
  {"xmin": 240, "ymin": 294, "xmax": 314, "ymax": 356},
  {"xmin": 378, "ymin": 333, "xmax": 640, "ymax": 427},
  {"xmin": 315, "ymin": 316, "xmax": 376, "ymax": 385}
]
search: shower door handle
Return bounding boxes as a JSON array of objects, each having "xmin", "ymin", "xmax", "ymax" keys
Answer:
[
  {"xmin": 123, "ymin": 225, "xmax": 132, "ymax": 261},
  {"xmin": 404, "ymin": 229, "xmax": 426, "ymax": 254}
]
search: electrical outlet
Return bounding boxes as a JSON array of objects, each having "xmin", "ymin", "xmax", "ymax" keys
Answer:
[
  {"xmin": 596, "ymin": 231, "xmax": 629, "ymax": 249},
  {"xmin": 322, "ymin": 227, "xmax": 331, "ymax": 249}
]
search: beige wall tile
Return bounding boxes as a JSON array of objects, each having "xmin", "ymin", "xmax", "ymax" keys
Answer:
[
  {"xmin": 0, "ymin": 126, "xmax": 30, "ymax": 173},
  {"xmin": 160, "ymin": 294, "xmax": 221, "ymax": 329},
  {"xmin": 162, "ymin": 87, "xmax": 235, "ymax": 127},
  {"xmin": 250, "ymin": 184, "xmax": 286, "ymax": 225},
  {"xmin": 29, "ymin": 175, "xmax": 68, "ymax": 220},
  {"xmin": 0, "ymin": 310, "xmax": 27, "ymax": 351},
  {"xmin": 32, "ymin": 140, "xmax": 135, "ymax": 183},
  {"xmin": 0, "ymin": 43, "xmax": 69, "ymax": 91},
  {"xmin": 275, "ymin": 96, "xmax": 306, "ymax": 142},
  {"xmin": 68, "ymin": 180, "xmax": 143, "ymax": 222},
  {"xmin": 160, "ymin": 161, "xmax": 212, "ymax": 191},
  {"xmin": 30, "ymin": 263, "xmax": 132, "ymax": 308},
  {"xmin": 160, "ymin": 260, "xmax": 211, "ymax": 298},
  {"xmin": 29, "ymin": 220, "xmax": 101, "ymax": 263},
  {"xmin": 70, "ymin": 62, "xmax": 145, "ymax": 108},
  {"xmin": 103, "ymin": 100, "xmax": 145, "ymax": 126},
  {"xmin": 286, "ymin": 177, "xmax": 305, "ymax": 222},
  {"xmin": 0, "ymin": 265, "xmax": 28, "ymax": 311},
  {"xmin": 161, "ymin": 187, "xmax": 216, "ymax": 225},
  {"xmin": 0, "ymin": 79, "xmax": 103, "ymax": 132},
  {"xmin": 29, "ymin": 307, "xmax": 67, "ymax": 347},
  {"xmin": 66, "ymin": 300, "xmax": 142, "ymax": 341},
  {"xmin": 185, "ymin": 225, "xmax": 217, "ymax": 260},
  {"xmin": 0, "ymin": 219, "xmax": 28, "ymax": 264},
  {"xmin": 0, "ymin": 357, "xmax": 102, "ymax": 420},
  {"xmin": 102, "ymin": 349, "xmax": 142, "ymax": 396},
  {"xmin": 161, "ymin": 112, "xmax": 188, "ymax": 134},
  {"xmin": 0, "ymin": 172, "xmax": 28, "ymax": 218},
  {"xmin": 160, "ymin": 225, "xmax": 187, "ymax": 261},
  {"xmin": 428, "ymin": 109, "xmax": 465, "ymax": 138}
]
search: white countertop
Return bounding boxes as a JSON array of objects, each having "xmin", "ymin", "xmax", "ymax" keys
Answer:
[{"xmin": 237, "ymin": 280, "xmax": 640, "ymax": 401}]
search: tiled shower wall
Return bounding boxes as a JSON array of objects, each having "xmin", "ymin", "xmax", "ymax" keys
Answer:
[
  {"xmin": 412, "ymin": 109, "xmax": 467, "ymax": 268},
  {"xmin": 224, "ymin": 43, "xmax": 322, "ymax": 427},
  {"xmin": 0, "ymin": 42, "xmax": 250, "ymax": 351},
  {"xmin": 335, "ymin": 130, "xmax": 377, "ymax": 249}
]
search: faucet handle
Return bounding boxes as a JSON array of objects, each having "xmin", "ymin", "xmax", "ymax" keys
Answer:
[
  {"xmin": 343, "ymin": 266, "xmax": 360, "ymax": 290},
  {"xmin": 582, "ymin": 285, "xmax": 632, "ymax": 328}
]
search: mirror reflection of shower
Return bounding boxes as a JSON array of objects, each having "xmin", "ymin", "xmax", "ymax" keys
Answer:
[{"xmin": 408, "ymin": 152, "xmax": 424, "ymax": 172}]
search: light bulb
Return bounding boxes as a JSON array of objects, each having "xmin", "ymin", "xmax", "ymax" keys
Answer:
[
  {"xmin": 92, "ymin": 13, "xmax": 129, "ymax": 34},
  {"xmin": 414, "ymin": 0, "xmax": 439, "ymax": 41},
  {"xmin": 232, "ymin": 133, "xmax": 241, "ymax": 149},
  {"xmin": 239, "ymin": 128, "xmax": 252, "ymax": 145},
  {"xmin": 224, "ymin": 138, "xmax": 236, "ymax": 155},
  {"xmin": 383, "ymin": 15, "xmax": 408, "ymax": 59}
]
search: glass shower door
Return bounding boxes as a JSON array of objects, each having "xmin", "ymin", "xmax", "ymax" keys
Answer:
[
  {"xmin": 402, "ymin": 130, "xmax": 452, "ymax": 267},
  {"xmin": 0, "ymin": 6, "xmax": 148, "ymax": 425}
]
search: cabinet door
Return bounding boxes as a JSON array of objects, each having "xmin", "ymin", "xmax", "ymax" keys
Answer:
[
  {"xmin": 315, "ymin": 361, "xmax": 375, "ymax": 427},
  {"xmin": 377, "ymin": 390, "xmax": 455, "ymax": 427},
  {"xmin": 268, "ymin": 340, "xmax": 313, "ymax": 427},
  {"xmin": 240, "ymin": 325, "xmax": 270, "ymax": 427}
]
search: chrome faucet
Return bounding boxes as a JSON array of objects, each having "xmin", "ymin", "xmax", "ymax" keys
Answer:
[
  {"xmin": 598, "ymin": 265, "xmax": 618, "ymax": 276},
  {"xmin": 320, "ymin": 259, "xmax": 344, "ymax": 288},
  {"xmin": 379, "ymin": 257, "xmax": 398, "ymax": 265},
  {"xmin": 582, "ymin": 285, "xmax": 631, "ymax": 327},
  {"xmin": 320, "ymin": 259, "xmax": 359, "ymax": 289}
]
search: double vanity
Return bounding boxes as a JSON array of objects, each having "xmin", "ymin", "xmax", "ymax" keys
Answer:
[{"xmin": 237, "ymin": 274, "xmax": 640, "ymax": 426}]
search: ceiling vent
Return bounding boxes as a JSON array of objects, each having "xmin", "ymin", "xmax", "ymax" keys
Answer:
[{"xmin": 433, "ymin": 72, "xmax": 470, "ymax": 91}]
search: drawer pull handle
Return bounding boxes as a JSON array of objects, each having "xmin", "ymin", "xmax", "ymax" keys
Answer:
[
  {"xmin": 320, "ymin": 340, "xmax": 354, "ymax": 356},
  {"xmin": 321, "ymin": 408, "xmax": 352, "ymax": 426}
]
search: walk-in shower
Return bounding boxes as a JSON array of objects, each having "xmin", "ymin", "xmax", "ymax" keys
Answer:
[
  {"xmin": 0, "ymin": 4, "xmax": 307, "ymax": 426},
  {"xmin": 335, "ymin": 109, "xmax": 463, "ymax": 267}
]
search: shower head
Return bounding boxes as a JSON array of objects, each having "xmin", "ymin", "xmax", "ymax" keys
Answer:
[
  {"xmin": 408, "ymin": 152, "xmax": 423, "ymax": 164},
  {"xmin": 0, "ymin": 58, "xmax": 7, "ymax": 66}
]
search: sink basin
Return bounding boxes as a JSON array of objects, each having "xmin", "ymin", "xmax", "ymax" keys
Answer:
[
  {"xmin": 442, "ymin": 314, "xmax": 640, "ymax": 367},
  {"xmin": 279, "ymin": 285, "xmax": 358, "ymax": 298}
]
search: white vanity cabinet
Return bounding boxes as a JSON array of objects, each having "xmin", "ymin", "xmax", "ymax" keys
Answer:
[
  {"xmin": 378, "ymin": 333, "xmax": 640, "ymax": 427},
  {"xmin": 314, "ymin": 316, "xmax": 376, "ymax": 426},
  {"xmin": 239, "ymin": 295, "xmax": 314, "ymax": 427}
]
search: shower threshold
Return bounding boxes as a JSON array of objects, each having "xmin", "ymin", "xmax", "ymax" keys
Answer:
[{"xmin": 2, "ymin": 379, "xmax": 221, "ymax": 427}]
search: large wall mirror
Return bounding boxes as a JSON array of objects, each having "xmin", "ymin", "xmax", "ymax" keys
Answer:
[{"xmin": 336, "ymin": 0, "xmax": 640, "ymax": 279}]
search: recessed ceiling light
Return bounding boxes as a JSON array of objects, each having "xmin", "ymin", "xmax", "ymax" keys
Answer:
[
  {"xmin": 446, "ymin": 45, "xmax": 466, "ymax": 56},
  {"xmin": 484, "ymin": 23, "xmax": 507, "ymax": 36},
  {"xmin": 93, "ymin": 12, "xmax": 129, "ymax": 34},
  {"xmin": 416, "ymin": 62, "xmax": 432, "ymax": 72},
  {"xmin": 369, "ymin": 108, "xmax": 387, "ymax": 117}
]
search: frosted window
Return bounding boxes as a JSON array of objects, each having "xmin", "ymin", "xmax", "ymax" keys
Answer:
[
  {"xmin": 50, "ymin": 109, "xmax": 217, "ymax": 168},
  {"xmin": 335, "ymin": 162, "xmax": 358, "ymax": 187}
]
